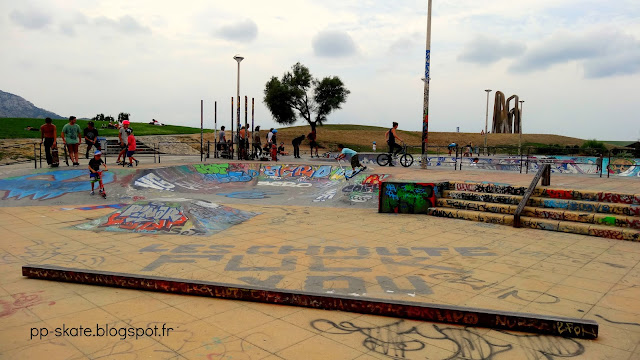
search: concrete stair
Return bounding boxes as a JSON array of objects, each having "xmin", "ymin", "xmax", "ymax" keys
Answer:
[{"xmin": 429, "ymin": 181, "xmax": 640, "ymax": 241}]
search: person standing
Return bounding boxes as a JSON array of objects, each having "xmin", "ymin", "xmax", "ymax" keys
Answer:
[
  {"xmin": 267, "ymin": 128, "xmax": 274, "ymax": 146},
  {"xmin": 292, "ymin": 135, "xmax": 305, "ymax": 159},
  {"xmin": 61, "ymin": 116, "xmax": 82, "ymax": 166},
  {"xmin": 308, "ymin": 130, "xmax": 319, "ymax": 158},
  {"xmin": 116, "ymin": 120, "xmax": 130, "ymax": 164},
  {"xmin": 385, "ymin": 122, "xmax": 403, "ymax": 165},
  {"xmin": 252, "ymin": 126, "xmax": 262, "ymax": 157},
  {"xmin": 238, "ymin": 126, "xmax": 247, "ymax": 160},
  {"xmin": 83, "ymin": 121, "xmax": 100, "ymax": 159},
  {"xmin": 40, "ymin": 117, "xmax": 57, "ymax": 166},
  {"xmin": 126, "ymin": 128, "xmax": 138, "ymax": 167}
]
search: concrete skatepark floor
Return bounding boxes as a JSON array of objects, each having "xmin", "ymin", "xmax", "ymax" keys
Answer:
[{"xmin": 1, "ymin": 159, "xmax": 640, "ymax": 359}]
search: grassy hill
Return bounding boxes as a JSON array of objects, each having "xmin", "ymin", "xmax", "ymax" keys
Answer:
[
  {"xmin": 1, "ymin": 117, "xmax": 213, "ymax": 139},
  {"xmin": 2, "ymin": 118, "xmax": 618, "ymax": 155},
  {"xmin": 199, "ymin": 124, "xmax": 605, "ymax": 153}
]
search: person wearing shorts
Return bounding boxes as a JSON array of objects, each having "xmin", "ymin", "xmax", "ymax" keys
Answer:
[
  {"xmin": 336, "ymin": 144, "xmax": 366, "ymax": 171},
  {"xmin": 88, "ymin": 150, "xmax": 108, "ymax": 195},
  {"xmin": 61, "ymin": 116, "xmax": 82, "ymax": 166},
  {"xmin": 126, "ymin": 128, "xmax": 138, "ymax": 167},
  {"xmin": 116, "ymin": 120, "xmax": 130, "ymax": 164}
]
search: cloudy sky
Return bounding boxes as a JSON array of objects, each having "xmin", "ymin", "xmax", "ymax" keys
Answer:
[{"xmin": 2, "ymin": 0, "xmax": 639, "ymax": 140}]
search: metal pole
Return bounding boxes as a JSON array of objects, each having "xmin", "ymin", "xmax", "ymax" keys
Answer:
[
  {"xmin": 214, "ymin": 101, "xmax": 217, "ymax": 158},
  {"xmin": 484, "ymin": 89, "xmax": 491, "ymax": 152},
  {"xmin": 245, "ymin": 95, "xmax": 248, "ymax": 160},
  {"xmin": 420, "ymin": 0, "xmax": 432, "ymax": 169},
  {"xmin": 234, "ymin": 55, "xmax": 244, "ymax": 160},
  {"xmin": 519, "ymin": 100, "xmax": 524, "ymax": 156},
  {"xmin": 200, "ymin": 100, "xmax": 204, "ymax": 162},
  {"xmin": 251, "ymin": 97, "xmax": 255, "ymax": 157},
  {"xmin": 230, "ymin": 97, "xmax": 234, "ymax": 159}
]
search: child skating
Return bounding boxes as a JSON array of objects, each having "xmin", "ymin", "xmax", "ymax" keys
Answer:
[
  {"xmin": 336, "ymin": 144, "xmax": 366, "ymax": 179},
  {"xmin": 126, "ymin": 128, "xmax": 139, "ymax": 167},
  {"xmin": 88, "ymin": 150, "xmax": 108, "ymax": 198}
]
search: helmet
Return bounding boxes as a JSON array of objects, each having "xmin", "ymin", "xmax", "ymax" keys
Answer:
[
  {"xmin": 94, "ymin": 150, "xmax": 102, "ymax": 156},
  {"xmin": 273, "ymin": 129, "xmax": 278, "ymax": 133},
  {"xmin": 122, "ymin": 120, "xmax": 130, "ymax": 125}
]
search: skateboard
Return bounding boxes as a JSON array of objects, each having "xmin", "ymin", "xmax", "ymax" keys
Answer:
[{"xmin": 51, "ymin": 143, "xmax": 60, "ymax": 167}]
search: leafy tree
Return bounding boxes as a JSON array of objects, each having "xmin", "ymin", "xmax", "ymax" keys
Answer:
[
  {"xmin": 92, "ymin": 113, "xmax": 105, "ymax": 121},
  {"xmin": 105, "ymin": 115, "xmax": 114, "ymax": 122},
  {"xmin": 118, "ymin": 112, "xmax": 130, "ymax": 121},
  {"xmin": 263, "ymin": 62, "xmax": 350, "ymax": 131},
  {"xmin": 581, "ymin": 139, "xmax": 607, "ymax": 155}
]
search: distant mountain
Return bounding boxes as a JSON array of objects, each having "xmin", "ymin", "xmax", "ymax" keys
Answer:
[{"xmin": 0, "ymin": 90, "xmax": 63, "ymax": 119}]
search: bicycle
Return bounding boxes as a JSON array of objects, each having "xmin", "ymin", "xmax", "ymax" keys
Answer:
[{"xmin": 377, "ymin": 142, "xmax": 414, "ymax": 167}]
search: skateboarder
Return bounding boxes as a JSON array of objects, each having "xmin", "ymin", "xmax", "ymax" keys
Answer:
[
  {"xmin": 89, "ymin": 150, "xmax": 108, "ymax": 197},
  {"xmin": 40, "ymin": 117, "xmax": 58, "ymax": 167},
  {"xmin": 336, "ymin": 144, "xmax": 366, "ymax": 172}
]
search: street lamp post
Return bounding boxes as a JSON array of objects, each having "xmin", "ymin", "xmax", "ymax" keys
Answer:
[
  {"xmin": 420, "ymin": 0, "xmax": 432, "ymax": 169},
  {"xmin": 233, "ymin": 54, "xmax": 244, "ymax": 160},
  {"xmin": 519, "ymin": 100, "xmax": 524, "ymax": 155},
  {"xmin": 484, "ymin": 89, "xmax": 492, "ymax": 154}
]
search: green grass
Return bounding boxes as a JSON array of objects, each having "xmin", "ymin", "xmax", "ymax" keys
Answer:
[{"xmin": 1, "ymin": 117, "xmax": 214, "ymax": 139}]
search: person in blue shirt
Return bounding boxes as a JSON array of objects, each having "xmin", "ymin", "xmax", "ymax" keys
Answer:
[{"xmin": 336, "ymin": 144, "xmax": 366, "ymax": 171}]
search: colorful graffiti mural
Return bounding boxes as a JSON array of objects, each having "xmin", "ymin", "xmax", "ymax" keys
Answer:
[
  {"xmin": 133, "ymin": 164, "xmax": 260, "ymax": 192},
  {"xmin": 379, "ymin": 182, "xmax": 437, "ymax": 214},
  {"xmin": 75, "ymin": 200, "xmax": 258, "ymax": 236},
  {"xmin": 0, "ymin": 170, "xmax": 116, "ymax": 200}
]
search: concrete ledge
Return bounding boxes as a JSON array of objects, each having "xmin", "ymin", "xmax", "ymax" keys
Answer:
[
  {"xmin": 21, "ymin": 264, "xmax": 599, "ymax": 339},
  {"xmin": 444, "ymin": 191, "xmax": 522, "ymax": 205}
]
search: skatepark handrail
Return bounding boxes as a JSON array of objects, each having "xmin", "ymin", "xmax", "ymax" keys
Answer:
[{"xmin": 514, "ymin": 163, "xmax": 551, "ymax": 228}]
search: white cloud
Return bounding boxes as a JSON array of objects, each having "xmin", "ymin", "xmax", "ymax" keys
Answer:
[
  {"xmin": 458, "ymin": 35, "xmax": 526, "ymax": 64},
  {"xmin": 313, "ymin": 30, "xmax": 357, "ymax": 58},
  {"xmin": 214, "ymin": 19, "xmax": 258, "ymax": 42},
  {"xmin": 9, "ymin": 8, "xmax": 52, "ymax": 30}
]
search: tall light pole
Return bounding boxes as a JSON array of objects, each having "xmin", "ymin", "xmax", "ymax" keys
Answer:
[
  {"xmin": 421, "ymin": 0, "xmax": 432, "ymax": 169},
  {"xmin": 233, "ymin": 54, "xmax": 244, "ymax": 160},
  {"xmin": 519, "ymin": 99, "xmax": 524, "ymax": 155},
  {"xmin": 484, "ymin": 89, "xmax": 492, "ymax": 153}
]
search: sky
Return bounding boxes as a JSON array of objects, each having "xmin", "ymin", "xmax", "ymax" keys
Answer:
[{"xmin": 1, "ymin": 0, "xmax": 639, "ymax": 140}]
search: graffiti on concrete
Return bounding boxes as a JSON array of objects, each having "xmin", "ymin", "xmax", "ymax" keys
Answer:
[
  {"xmin": 217, "ymin": 190, "xmax": 283, "ymax": 199},
  {"xmin": 379, "ymin": 182, "xmax": 437, "ymax": 214},
  {"xmin": 76, "ymin": 200, "xmax": 257, "ymax": 236},
  {"xmin": 0, "ymin": 291, "xmax": 56, "ymax": 318},
  {"xmin": 0, "ymin": 170, "xmax": 115, "ymax": 200},
  {"xmin": 310, "ymin": 319, "xmax": 585, "ymax": 359},
  {"xmin": 133, "ymin": 164, "xmax": 259, "ymax": 193}
]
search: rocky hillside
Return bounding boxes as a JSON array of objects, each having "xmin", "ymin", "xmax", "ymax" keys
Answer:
[{"xmin": 0, "ymin": 90, "xmax": 63, "ymax": 119}]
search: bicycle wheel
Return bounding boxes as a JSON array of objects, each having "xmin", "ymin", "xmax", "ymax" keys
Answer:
[
  {"xmin": 400, "ymin": 154, "xmax": 414, "ymax": 167},
  {"xmin": 377, "ymin": 153, "xmax": 391, "ymax": 166}
]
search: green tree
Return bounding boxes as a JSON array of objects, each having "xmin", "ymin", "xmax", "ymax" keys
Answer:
[
  {"xmin": 105, "ymin": 115, "xmax": 114, "ymax": 122},
  {"xmin": 581, "ymin": 139, "xmax": 607, "ymax": 155},
  {"xmin": 118, "ymin": 112, "xmax": 130, "ymax": 121},
  {"xmin": 263, "ymin": 62, "xmax": 350, "ymax": 131}
]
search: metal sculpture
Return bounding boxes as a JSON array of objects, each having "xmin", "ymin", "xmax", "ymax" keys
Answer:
[{"xmin": 492, "ymin": 91, "xmax": 521, "ymax": 134}]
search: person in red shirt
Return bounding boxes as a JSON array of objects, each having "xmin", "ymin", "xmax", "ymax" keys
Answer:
[
  {"xmin": 40, "ymin": 117, "xmax": 57, "ymax": 166},
  {"xmin": 126, "ymin": 128, "xmax": 138, "ymax": 167}
]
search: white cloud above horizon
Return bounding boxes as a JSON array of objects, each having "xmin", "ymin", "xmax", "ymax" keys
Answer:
[{"xmin": 1, "ymin": 0, "xmax": 639, "ymax": 140}]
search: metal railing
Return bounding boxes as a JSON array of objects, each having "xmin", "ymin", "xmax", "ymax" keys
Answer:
[{"xmin": 514, "ymin": 164, "xmax": 551, "ymax": 228}]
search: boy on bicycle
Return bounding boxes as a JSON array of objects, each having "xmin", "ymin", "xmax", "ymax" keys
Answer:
[
  {"xmin": 88, "ymin": 150, "xmax": 108, "ymax": 196},
  {"xmin": 336, "ymin": 144, "xmax": 366, "ymax": 172}
]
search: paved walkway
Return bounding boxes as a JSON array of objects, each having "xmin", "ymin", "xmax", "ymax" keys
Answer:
[{"xmin": 1, "ymin": 160, "xmax": 640, "ymax": 359}]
